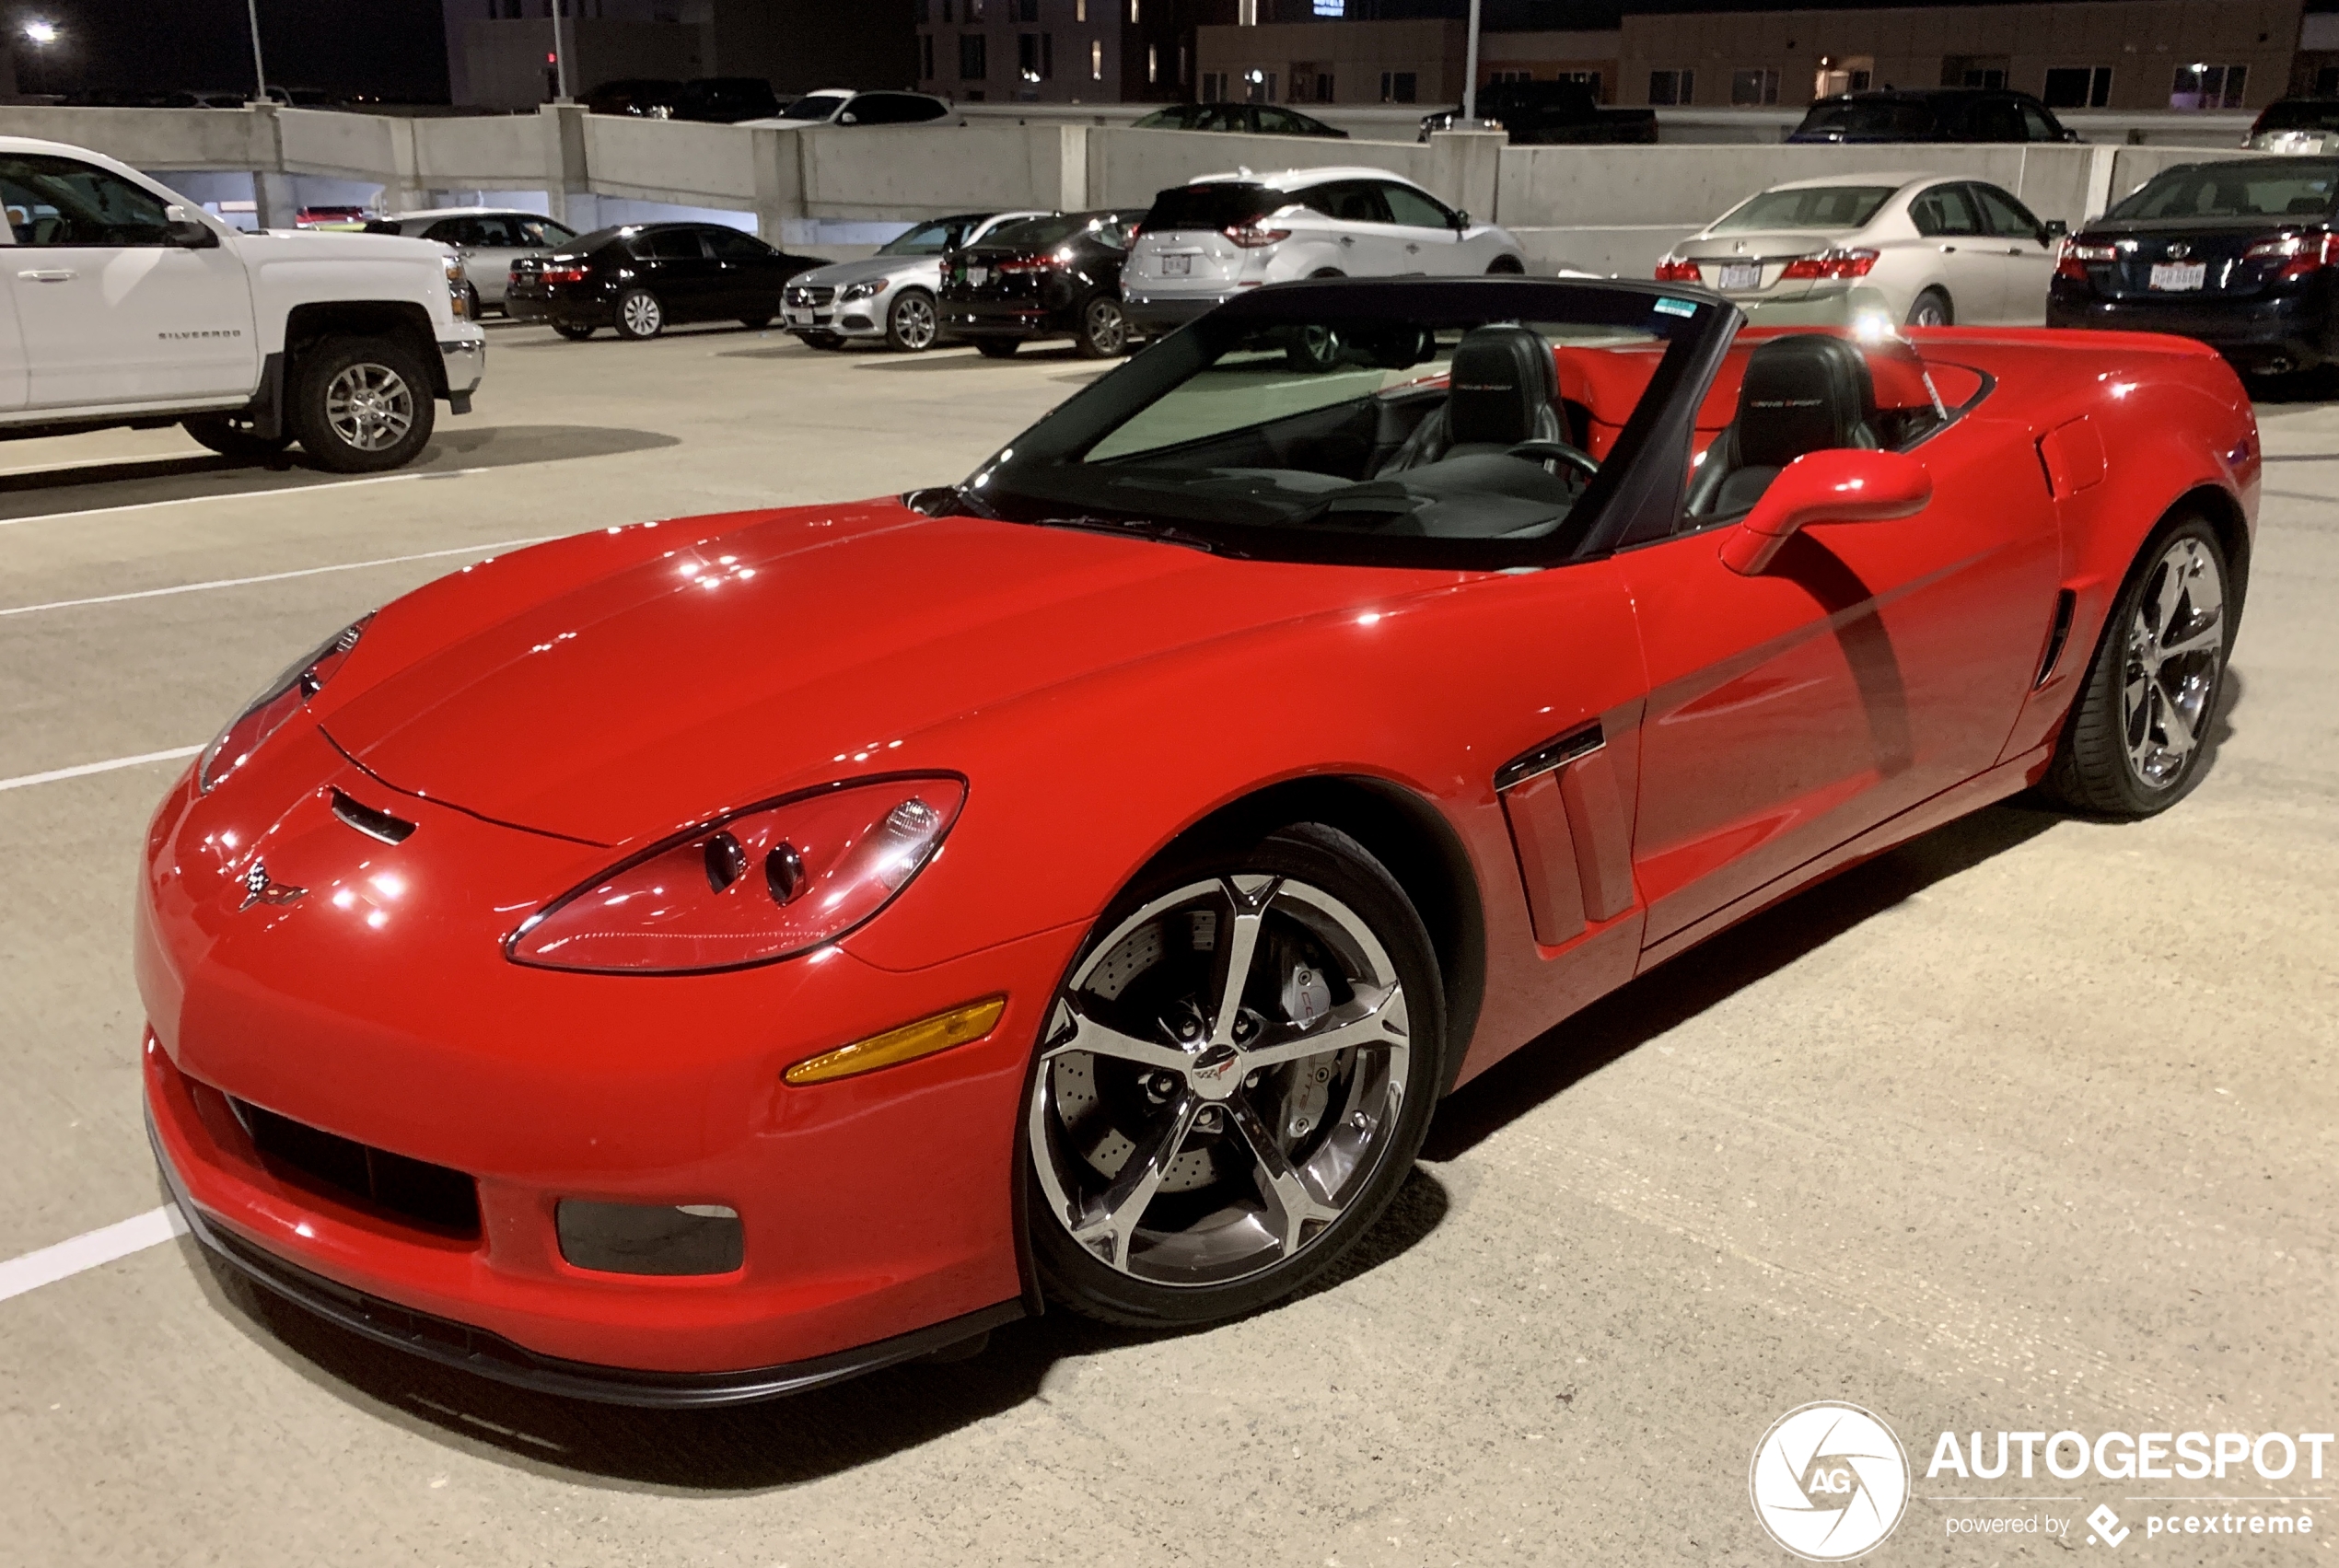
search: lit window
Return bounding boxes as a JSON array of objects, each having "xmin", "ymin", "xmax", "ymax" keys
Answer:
[
  {"xmin": 1075, "ymin": 0, "xmax": 1085, "ymax": 17},
  {"xmin": 1128, "ymin": 0, "xmax": 1138, "ymax": 21},
  {"xmin": 1147, "ymin": 44, "xmax": 1158, "ymax": 83}
]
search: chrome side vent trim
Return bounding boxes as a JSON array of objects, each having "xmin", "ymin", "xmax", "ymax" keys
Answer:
[{"xmin": 330, "ymin": 787, "xmax": 417, "ymax": 844}]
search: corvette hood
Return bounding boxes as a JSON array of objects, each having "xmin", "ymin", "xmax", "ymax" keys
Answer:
[{"xmin": 321, "ymin": 501, "xmax": 1421, "ymax": 845}]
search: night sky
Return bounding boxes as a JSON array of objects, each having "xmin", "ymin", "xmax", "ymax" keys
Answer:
[{"xmin": 9, "ymin": 0, "xmax": 451, "ymax": 101}]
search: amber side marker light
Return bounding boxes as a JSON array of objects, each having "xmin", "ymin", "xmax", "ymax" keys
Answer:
[{"xmin": 783, "ymin": 996, "xmax": 1007, "ymax": 1086}]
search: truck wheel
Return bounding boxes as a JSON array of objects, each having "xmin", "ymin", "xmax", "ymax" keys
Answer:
[
  {"xmin": 615, "ymin": 288, "xmax": 666, "ymax": 340},
  {"xmin": 288, "ymin": 335, "xmax": 435, "ymax": 474},
  {"xmin": 181, "ymin": 413, "xmax": 290, "ymax": 465}
]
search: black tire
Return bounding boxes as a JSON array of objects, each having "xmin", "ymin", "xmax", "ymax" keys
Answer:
[
  {"xmin": 552, "ymin": 319, "xmax": 597, "ymax": 341},
  {"xmin": 1027, "ymin": 822, "xmax": 1447, "ymax": 1328},
  {"xmin": 2042, "ymin": 511, "xmax": 2234, "ymax": 818},
  {"xmin": 1906, "ymin": 287, "xmax": 1953, "ymax": 328},
  {"xmin": 797, "ymin": 330, "xmax": 846, "ymax": 351},
  {"xmin": 180, "ymin": 413, "xmax": 290, "ymax": 464},
  {"xmin": 1073, "ymin": 294, "xmax": 1129, "ymax": 359},
  {"xmin": 461, "ymin": 282, "xmax": 483, "ymax": 322},
  {"xmin": 1485, "ymin": 255, "xmax": 1526, "ymax": 275},
  {"xmin": 1284, "ymin": 323, "xmax": 1342, "ymax": 374},
  {"xmin": 975, "ymin": 338, "xmax": 1020, "ymax": 359},
  {"xmin": 885, "ymin": 287, "xmax": 939, "ymax": 352},
  {"xmin": 739, "ymin": 313, "xmax": 774, "ymax": 331},
  {"xmin": 285, "ymin": 334, "xmax": 435, "ymax": 474},
  {"xmin": 613, "ymin": 287, "xmax": 665, "ymax": 340}
]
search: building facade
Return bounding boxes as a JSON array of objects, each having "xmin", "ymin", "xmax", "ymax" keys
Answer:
[
  {"xmin": 1193, "ymin": 18, "xmax": 1622, "ymax": 106},
  {"xmin": 913, "ymin": 0, "xmax": 1236, "ymax": 104},
  {"xmin": 1618, "ymin": 0, "xmax": 2305, "ymax": 111}
]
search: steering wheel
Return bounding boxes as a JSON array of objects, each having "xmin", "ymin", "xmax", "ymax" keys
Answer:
[{"xmin": 1504, "ymin": 439, "xmax": 1600, "ymax": 482}]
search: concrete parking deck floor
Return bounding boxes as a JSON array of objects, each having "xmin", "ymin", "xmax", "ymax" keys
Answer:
[{"xmin": 1, "ymin": 320, "xmax": 2332, "ymax": 1566}]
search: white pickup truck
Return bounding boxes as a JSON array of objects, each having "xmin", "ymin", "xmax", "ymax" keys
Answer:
[{"xmin": 0, "ymin": 136, "xmax": 484, "ymax": 472}]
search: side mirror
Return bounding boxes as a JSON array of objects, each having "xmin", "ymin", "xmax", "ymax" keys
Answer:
[
  {"xmin": 1719, "ymin": 448, "xmax": 1932, "ymax": 575},
  {"xmin": 1452, "ymin": 208, "xmax": 1472, "ymax": 229},
  {"xmin": 2043, "ymin": 217, "xmax": 2069, "ymax": 239},
  {"xmin": 839, "ymin": 110, "xmax": 857, "ymax": 124},
  {"xmin": 163, "ymin": 204, "xmax": 218, "ymax": 249}
]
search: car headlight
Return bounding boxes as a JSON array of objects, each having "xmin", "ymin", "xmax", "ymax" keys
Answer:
[
  {"xmin": 507, "ymin": 775, "xmax": 966, "ymax": 974},
  {"xmin": 197, "ymin": 617, "xmax": 373, "ymax": 793},
  {"xmin": 839, "ymin": 278, "xmax": 890, "ymax": 303}
]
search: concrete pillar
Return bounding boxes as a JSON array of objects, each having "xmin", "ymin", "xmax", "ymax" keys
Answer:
[
  {"xmin": 1426, "ymin": 129, "xmax": 1505, "ymax": 226},
  {"xmin": 248, "ymin": 102, "xmax": 293, "ymax": 230},
  {"xmin": 539, "ymin": 100, "xmax": 589, "ymax": 227},
  {"xmin": 750, "ymin": 125, "xmax": 803, "ymax": 241}
]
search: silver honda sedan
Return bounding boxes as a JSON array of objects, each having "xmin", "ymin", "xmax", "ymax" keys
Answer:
[{"xmin": 783, "ymin": 210, "xmax": 1051, "ymax": 353}]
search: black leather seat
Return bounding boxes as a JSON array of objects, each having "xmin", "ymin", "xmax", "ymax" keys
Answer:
[
  {"xmin": 1378, "ymin": 322, "xmax": 1565, "ymax": 476},
  {"xmin": 1685, "ymin": 334, "xmax": 1881, "ymax": 517}
]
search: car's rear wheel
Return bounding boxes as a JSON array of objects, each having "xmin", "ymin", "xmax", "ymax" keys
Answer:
[
  {"xmin": 975, "ymin": 338, "xmax": 1020, "ymax": 359},
  {"xmin": 1906, "ymin": 287, "xmax": 1952, "ymax": 328},
  {"xmin": 887, "ymin": 288, "xmax": 939, "ymax": 352},
  {"xmin": 1485, "ymin": 255, "xmax": 1526, "ymax": 275},
  {"xmin": 552, "ymin": 319, "xmax": 596, "ymax": 341},
  {"xmin": 797, "ymin": 330, "xmax": 845, "ymax": 350},
  {"xmin": 614, "ymin": 287, "xmax": 665, "ymax": 340},
  {"xmin": 181, "ymin": 413, "xmax": 290, "ymax": 464},
  {"xmin": 1284, "ymin": 324, "xmax": 1343, "ymax": 373},
  {"xmin": 1026, "ymin": 823, "xmax": 1445, "ymax": 1327},
  {"xmin": 2042, "ymin": 514, "xmax": 2233, "ymax": 817},
  {"xmin": 1075, "ymin": 295, "xmax": 1129, "ymax": 358},
  {"xmin": 287, "ymin": 335, "xmax": 434, "ymax": 473}
]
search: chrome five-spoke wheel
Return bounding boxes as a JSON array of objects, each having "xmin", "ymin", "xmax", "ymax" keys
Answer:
[
  {"xmin": 1028, "ymin": 831, "xmax": 1441, "ymax": 1324},
  {"xmin": 2123, "ymin": 534, "xmax": 2225, "ymax": 790}
]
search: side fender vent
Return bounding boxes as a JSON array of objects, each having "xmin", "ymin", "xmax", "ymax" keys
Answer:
[{"xmin": 2036, "ymin": 588, "xmax": 2077, "ymax": 688}]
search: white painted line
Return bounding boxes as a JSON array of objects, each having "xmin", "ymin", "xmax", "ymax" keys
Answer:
[
  {"xmin": 0, "ymin": 744, "xmax": 203, "ymax": 794},
  {"xmin": 0, "ymin": 533, "xmax": 555, "ymax": 619},
  {"xmin": 0, "ymin": 466, "xmax": 491, "ymax": 528},
  {"xmin": 0, "ymin": 1205, "xmax": 188, "ymax": 1305}
]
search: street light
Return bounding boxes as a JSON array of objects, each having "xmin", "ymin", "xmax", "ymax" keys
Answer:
[{"xmin": 23, "ymin": 18, "xmax": 57, "ymax": 44}]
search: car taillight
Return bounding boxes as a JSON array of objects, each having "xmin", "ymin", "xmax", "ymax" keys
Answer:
[
  {"xmin": 996, "ymin": 252, "xmax": 1066, "ymax": 274},
  {"xmin": 1223, "ymin": 224, "xmax": 1291, "ymax": 249},
  {"xmin": 507, "ymin": 776, "xmax": 967, "ymax": 973},
  {"xmin": 1653, "ymin": 257, "xmax": 1703, "ymax": 283},
  {"xmin": 1779, "ymin": 247, "xmax": 1879, "ymax": 281},
  {"xmin": 197, "ymin": 617, "xmax": 372, "ymax": 793},
  {"xmin": 540, "ymin": 265, "xmax": 589, "ymax": 285},
  {"xmin": 2245, "ymin": 230, "xmax": 2339, "ymax": 279},
  {"xmin": 2055, "ymin": 238, "xmax": 2118, "ymax": 281}
]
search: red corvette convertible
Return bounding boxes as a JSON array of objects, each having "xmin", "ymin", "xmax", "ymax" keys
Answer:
[{"xmin": 139, "ymin": 278, "xmax": 2254, "ymax": 1404}]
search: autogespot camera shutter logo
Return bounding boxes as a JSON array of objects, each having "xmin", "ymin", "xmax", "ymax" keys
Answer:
[{"xmin": 1750, "ymin": 1401, "xmax": 1912, "ymax": 1562}]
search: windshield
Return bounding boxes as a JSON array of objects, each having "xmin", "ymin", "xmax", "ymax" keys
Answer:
[
  {"xmin": 1796, "ymin": 99, "xmax": 1935, "ymax": 137},
  {"xmin": 1713, "ymin": 184, "xmax": 1897, "ymax": 233},
  {"xmin": 977, "ymin": 212, "xmax": 1108, "ymax": 250},
  {"xmin": 776, "ymin": 93, "xmax": 847, "ymax": 120},
  {"xmin": 1142, "ymin": 182, "xmax": 1286, "ymax": 232},
  {"xmin": 2109, "ymin": 160, "xmax": 2339, "ymax": 220},
  {"xmin": 2255, "ymin": 101, "xmax": 2339, "ymax": 133},
  {"xmin": 959, "ymin": 280, "xmax": 1723, "ymax": 570},
  {"xmin": 879, "ymin": 217, "xmax": 972, "ymax": 255}
]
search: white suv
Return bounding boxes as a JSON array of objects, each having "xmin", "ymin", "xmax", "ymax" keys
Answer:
[{"xmin": 1123, "ymin": 166, "xmax": 1526, "ymax": 335}]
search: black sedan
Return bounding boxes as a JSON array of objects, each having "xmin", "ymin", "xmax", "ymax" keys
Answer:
[
  {"xmin": 1131, "ymin": 102, "xmax": 1345, "ymax": 138},
  {"xmin": 938, "ymin": 210, "xmax": 1145, "ymax": 358},
  {"xmin": 506, "ymin": 222, "xmax": 827, "ymax": 341},
  {"xmin": 1788, "ymin": 88, "xmax": 2077, "ymax": 144},
  {"xmin": 2048, "ymin": 157, "xmax": 2339, "ymax": 376}
]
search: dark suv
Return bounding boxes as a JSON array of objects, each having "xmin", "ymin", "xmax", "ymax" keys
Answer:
[{"xmin": 1790, "ymin": 89, "xmax": 2078, "ymax": 144}]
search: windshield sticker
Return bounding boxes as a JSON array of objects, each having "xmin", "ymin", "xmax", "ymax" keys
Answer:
[{"xmin": 1653, "ymin": 296, "xmax": 1698, "ymax": 319}]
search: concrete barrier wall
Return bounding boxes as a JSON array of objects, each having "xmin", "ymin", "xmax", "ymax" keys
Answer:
[
  {"xmin": 411, "ymin": 112, "xmax": 548, "ymax": 190},
  {"xmin": 0, "ymin": 105, "xmax": 269, "ymax": 170},
  {"xmin": 799, "ymin": 123, "xmax": 1083, "ymax": 219},
  {"xmin": 580, "ymin": 114, "xmax": 757, "ymax": 207}
]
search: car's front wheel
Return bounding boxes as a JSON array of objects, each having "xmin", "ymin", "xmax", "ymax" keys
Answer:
[
  {"xmin": 1075, "ymin": 295, "xmax": 1128, "ymax": 358},
  {"xmin": 887, "ymin": 288, "xmax": 939, "ymax": 352},
  {"xmin": 614, "ymin": 287, "xmax": 666, "ymax": 340},
  {"xmin": 2042, "ymin": 513, "xmax": 2234, "ymax": 817},
  {"xmin": 1026, "ymin": 823, "xmax": 1446, "ymax": 1327},
  {"xmin": 797, "ymin": 330, "xmax": 846, "ymax": 351},
  {"xmin": 286, "ymin": 335, "xmax": 435, "ymax": 473}
]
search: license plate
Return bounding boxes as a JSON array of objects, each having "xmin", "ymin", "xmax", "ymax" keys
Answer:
[
  {"xmin": 1163, "ymin": 253, "xmax": 1192, "ymax": 276},
  {"xmin": 966, "ymin": 266, "xmax": 988, "ymax": 286},
  {"xmin": 2149, "ymin": 261, "xmax": 2207, "ymax": 292},
  {"xmin": 785, "ymin": 308, "xmax": 814, "ymax": 325},
  {"xmin": 1717, "ymin": 261, "xmax": 1761, "ymax": 291}
]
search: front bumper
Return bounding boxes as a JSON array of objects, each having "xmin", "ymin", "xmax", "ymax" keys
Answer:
[
  {"xmin": 784, "ymin": 300, "xmax": 889, "ymax": 340},
  {"xmin": 437, "ymin": 336, "xmax": 484, "ymax": 411},
  {"xmin": 2047, "ymin": 285, "xmax": 2335, "ymax": 370},
  {"xmin": 1122, "ymin": 289, "xmax": 1233, "ymax": 332},
  {"xmin": 135, "ymin": 736, "xmax": 1072, "ymax": 1392}
]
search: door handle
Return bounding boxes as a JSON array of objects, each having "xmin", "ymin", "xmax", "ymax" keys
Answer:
[{"xmin": 17, "ymin": 268, "xmax": 75, "ymax": 282}]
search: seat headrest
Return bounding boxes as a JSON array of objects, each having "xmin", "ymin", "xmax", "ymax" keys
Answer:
[
  {"xmin": 1445, "ymin": 322, "xmax": 1557, "ymax": 449},
  {"xmin": 1734, "ymin": 334, "xmax": 1879, "ymax": 470}
]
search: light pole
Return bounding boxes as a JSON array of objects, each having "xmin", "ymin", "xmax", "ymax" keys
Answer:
[
  {"xmin": 551, "ymin": 0, "xmax": 571, "ymax": 101},
  {"xmin": 1461, "ymin": 0, "xmax": 1481, "ymax": 123},
  {"xmin": 21, "ymin": 17, "xmax": 56, "ymax": 95},
  {"xmin": 244, "ymin": 0, "xmax": 270, "ymax": 102}
]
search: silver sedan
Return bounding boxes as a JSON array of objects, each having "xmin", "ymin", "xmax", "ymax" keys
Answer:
[{"xmin": 783, "ymin": 210, "xmax": 1051, "ymax": 353}]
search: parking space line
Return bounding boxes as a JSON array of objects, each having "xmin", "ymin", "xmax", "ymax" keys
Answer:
[
  {"xmin": 0, "ymin": 467, "xmax": 492, "ymax": 528},
  {"xmin": 0, "ymin": 745, "xmax": 203, "ymax": 794},
  {"xmin": 0, "ymin": 1206, "xmax": 187, "ymax": 1305},
  {"xmin": 0, "ymin": 535, "xmax": 556, "ymax": 619}
]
